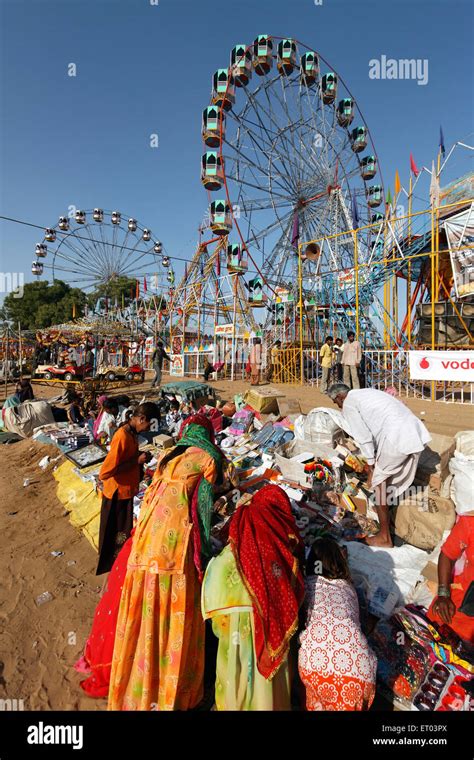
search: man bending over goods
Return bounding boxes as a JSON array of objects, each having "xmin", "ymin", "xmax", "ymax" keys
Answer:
[{"xmin": 328, "ymin": 384, "xmax": 431, "ymax": 548}]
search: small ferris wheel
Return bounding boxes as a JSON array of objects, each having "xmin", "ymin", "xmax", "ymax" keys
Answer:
[{"xmin": 31, "ymin": 208, "xmax": 173, "ymax": 291}]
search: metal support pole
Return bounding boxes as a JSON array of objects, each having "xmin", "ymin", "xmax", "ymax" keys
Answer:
[
  {"xmin": 298, "ymin": 244, "xmax": 304, "ymax": 384},
  {"xmin": 354, "ymin": 230, "xmax": 359, "ymax": 340},
  {"xmin": 430, "ymin": 203, "xmax": 436, "ymax": 401}
]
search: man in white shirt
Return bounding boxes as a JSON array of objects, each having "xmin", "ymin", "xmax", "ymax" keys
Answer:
[
  {"xmin": 96, "ymin": 342, "xmax": 109, "ymax": 375},
  {"xmin": 328, "ymin": 383, "xmax": 431, "ymax": 548},
  {"xmin": 341, "ymin": 331, "xmax": 362, "ymax": 389}
]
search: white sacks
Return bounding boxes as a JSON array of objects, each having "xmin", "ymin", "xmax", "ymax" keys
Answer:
[
  {"xmin": 294, "ymin": 407, "xmax": 346, "ymax": 446},
  {"xmin": 449, "ymin": 434, "xmax": 474, "ymax": 516}
]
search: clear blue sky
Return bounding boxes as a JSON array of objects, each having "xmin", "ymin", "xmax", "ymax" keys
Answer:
[{"xmin": 1, "ymin": 0, "xmax": 472, "ymax": 293}]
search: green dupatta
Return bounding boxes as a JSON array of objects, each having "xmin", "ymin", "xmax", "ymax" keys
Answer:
[{"xmin": 174, "ymin": 423, "xmax": 223, "ymax": 575}]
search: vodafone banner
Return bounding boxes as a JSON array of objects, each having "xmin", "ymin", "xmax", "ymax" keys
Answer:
[{"xmin": 409, "ymin": 350, "xmax": 474, "ymax": 382}]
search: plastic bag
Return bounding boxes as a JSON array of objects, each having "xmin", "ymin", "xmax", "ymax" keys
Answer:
[{"xmin": 449, "ymin": 451, "xmax": 474, "ymax": 516}]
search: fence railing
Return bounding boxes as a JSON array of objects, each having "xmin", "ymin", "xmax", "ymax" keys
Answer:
[{"xmin": 270, "ymin": 347, "xmax": 474, "ymax": 404}]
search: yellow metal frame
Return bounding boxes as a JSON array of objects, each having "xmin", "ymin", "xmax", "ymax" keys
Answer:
[{"xmin": 297, "ymin": 197, "xmax": 474, "ymax": 385}]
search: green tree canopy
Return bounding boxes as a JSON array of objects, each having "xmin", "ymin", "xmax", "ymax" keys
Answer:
[
  {"xmin": 0, "ymin": 280, "xmax": 87, "ymax": 330},
  {"xmin": 87, "ymin": 276, "xmax": 137, "ymax": 310}
]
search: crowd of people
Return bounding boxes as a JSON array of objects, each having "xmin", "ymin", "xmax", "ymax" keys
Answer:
[
  {"xmin": 74, "ymin": 414, "xmax": 381, "ymax": 711},
  {"xmin": 66, "ymin": 376, "xmax": 474, "ymax": 713}
]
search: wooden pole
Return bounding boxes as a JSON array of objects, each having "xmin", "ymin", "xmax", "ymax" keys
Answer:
[
  {"xmin": 4, "ymin": 324, "xmax": 9, "ymax": 399},
  {"xmin": 18, "ymin": 322, "xmax": 23, "ymax": 377}
]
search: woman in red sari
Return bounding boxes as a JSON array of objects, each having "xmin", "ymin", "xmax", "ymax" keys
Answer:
[{"xmin": 75, "ymin": 532, "xmax": 134, "ymax": 698}]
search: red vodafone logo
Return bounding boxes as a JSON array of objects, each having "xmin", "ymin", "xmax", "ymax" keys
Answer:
[{"xmin": 419, "ymin": 357, "xmax": 430, "ymax": 369}]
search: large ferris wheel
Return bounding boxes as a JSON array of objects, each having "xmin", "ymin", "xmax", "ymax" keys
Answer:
[
  {"xmin": 31, "ymin": 208, "xmax": 173, "ymax": 293},
  {"xmin": 200, "ymin": 35, "xmax": 385, "ymax": 334}
]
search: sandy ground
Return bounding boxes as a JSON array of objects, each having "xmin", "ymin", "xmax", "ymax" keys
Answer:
[{"xmin": 0, "ymin": 373, "xmax": 473, "ymax": 711}]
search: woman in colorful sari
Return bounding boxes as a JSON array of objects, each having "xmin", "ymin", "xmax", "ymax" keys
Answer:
[
  {"xmin": 75, "ymin": 530, "xmax": 135, "ymax": 698},
  {"xmin": 108, "ymin": 414, "xmax": 224, "ymax": 711},
  {"xmin": 202, "ymin": 484, "xmax": 305, "ymax": 710},
  {"xmin": 298, "ymin": 538, "xmax": 377, "ymax": 711}
]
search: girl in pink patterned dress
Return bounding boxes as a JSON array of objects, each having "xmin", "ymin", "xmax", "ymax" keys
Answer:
[{"xmin": 298, "ymin": 538, "xmax": 377, "ymax": 711}]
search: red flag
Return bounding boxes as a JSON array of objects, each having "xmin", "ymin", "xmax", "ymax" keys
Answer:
[
  {"xmin": 143, "ymin": 276, "xmax": 147, "ymax": 293},
  {"xmin": 410, "ymin": 153, "xmax": 420, "ymax": 177},
  {"xmin": 136, "ymin": 279, "xmax": 140, "ymax": 299}
]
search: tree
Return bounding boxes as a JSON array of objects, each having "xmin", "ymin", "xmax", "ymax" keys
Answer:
[
  {"xmin": 0, "ymin": 280, "xmax": 88, "ymax": 329},
  {"xmin": 87, "ymin": 276, "xmax": 137, "ymax": 311}
]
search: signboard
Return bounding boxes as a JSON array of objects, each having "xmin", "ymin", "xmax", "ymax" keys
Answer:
[
  {"xmin": 170, "ymin": 354, "xmax": 184, "ymax": 376},
  {"xmin": 409, "ymin": 350, "xmax": 474, "ymax": 382},
  {"xmin": 440, "ymin": 171, "xmax": 474, "ymax": 210},
  {"xmin": 214, "ymin": 323, "xmax": 234, "ymax": 337},
  {"xmin": 443, "ymin": 204, "xmax": 474, "ymax": 298},
  {"xmin": 337, "ymin": 269, "xmax": 355, "ymax": 289}
]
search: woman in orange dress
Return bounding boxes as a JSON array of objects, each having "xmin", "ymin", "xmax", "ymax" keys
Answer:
[{"xmin": 108, "ymin": 414, "xmax": 224, "ymax": 711}]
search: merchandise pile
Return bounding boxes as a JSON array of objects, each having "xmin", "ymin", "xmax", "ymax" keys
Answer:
[{"xmin": 31, "ymin": 382, "xmax": 474, "ymax": 711}]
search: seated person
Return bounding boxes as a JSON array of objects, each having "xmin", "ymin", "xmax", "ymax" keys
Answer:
[
  {"xmin": 298, "ymin": 538, "xmax": 377, "ymax": 711},
  {"xmin": 95, "ymin": 399, "xmax": 119, "ymax": 444},
  {"xmin": 16, "ymin": 378, "xmax": 35, "ymax": 403},
  {"xmin": 165, "ymin": 399, "xmax": 183, "ymax": 437},
  {"xmin": 114, "ymin": 395, "xmax": 132, "ymax": 424},
  {"xmin": 67, "ymin": 391, "xmax": 85, "ymax": 424},
  {"xmin": 203, "ymin": 359, "xmax": 215, "ymax": 382}
]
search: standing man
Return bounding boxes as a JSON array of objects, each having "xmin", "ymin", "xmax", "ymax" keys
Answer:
[
  {"xmin": 249, "ymin": 337, "xmax": 262, "ymax": 386},
  {"xmin": 266, "ymin": 340, "xmax": 281, "ymax": 382},
  {"xmin": 96, "ymin": 341, "xmax": 109, "ymax": 375},
  {"xmin": 342, "ymin": 331, "xmax": 362, "ymax": 389},
  {"xmin": 151, "ymin": 340, "xmax": 171, "ymax": 388},
  {"xmin": 333, "ymin": 338, "xmax": 343, "ymax": 382},
  {"xmin": 319, "ymin": 336, "xmax": 334, "ymax": 394},
  {"xmin": 84, "ymin": 344, "xmax": 94, "ymax": 374},
  {"xmin": 328, "ymin": 383, "xmax": 431, "ymax": 548}
]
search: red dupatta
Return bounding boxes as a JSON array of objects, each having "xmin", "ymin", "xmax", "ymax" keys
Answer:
[{"xmin": 229, "ymin": 484, "xmax": 305, "ymax": 680}]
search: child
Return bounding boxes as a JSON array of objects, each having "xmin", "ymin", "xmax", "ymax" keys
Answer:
[
  {"xmin": 96, "ymin": 402, "xmax": 158, "ymax": 575},
  {"xmin": 67, "ymin": 391, "xmax": 85, "ymax": 424},
  {"xmin": 165, "ymin": 399, "xmax": 183, "ymax": 437},
  {"xmin": 96, "ymin": 399, "xmax": 119, "ymax": 444},
  {"xmin": 298, "ymin": 538, "xmax": 377, "ymax": 711}
]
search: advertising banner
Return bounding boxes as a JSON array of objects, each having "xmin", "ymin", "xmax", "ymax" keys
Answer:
[
  {"xmin": 170, "ymin": 354, "xmax": 184, "ymax": 376},
  {"xmin": 409, "ymin": 350, "xmax": 474, "ymax": 382}
]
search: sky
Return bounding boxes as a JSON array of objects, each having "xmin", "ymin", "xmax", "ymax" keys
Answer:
[{"xmin": 0, "ymin": 0, "xmax": 473, "ymax": 298}]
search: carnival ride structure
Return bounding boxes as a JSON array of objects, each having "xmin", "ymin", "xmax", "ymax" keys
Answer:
[{"xmin": 198, "ymin": 35, "xmax": 474, "ymax": 361}]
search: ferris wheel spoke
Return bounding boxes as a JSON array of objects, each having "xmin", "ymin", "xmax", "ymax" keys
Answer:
[
  {"xmin": 275, "ymin": 75, "xmax": 309, "ymax": 188},
  {"xmin": 84, "ymin": 223, "xmax": 111, "ymax": 273},
  {"xmin": 224, "ymin": 144, "xmax": 293, "ymax": 199},
  {"xmin": 226, "ymin": 113, "xmax": 295, "ymax": 196},
  {"xmin": 98, "ymin": 224, "xmax": 114, "ymax": 273},
  {"xmin": 65, "ymin": 226, "xmax": 105, "ymax": 271},
  {"xmin": 240, "ymin": 81, "xmax": 300, "ymax": 190},
  {"xmin": 55, "ymin": 238, "xmax": 105, "ymax": 279},
  {"xmin": 260, "ymin": 85, "xmax": 302, "ymax": 189},
  {"xmin": 226, "ymin": 153, "xmax": 288, "ymax": 201}
]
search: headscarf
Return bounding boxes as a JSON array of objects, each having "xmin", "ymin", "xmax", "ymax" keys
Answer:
[
  {"xmin": 174, "ymin": 414, "xmax": 223, "ymax": 580},
  {"xmin": 92, "ymin": 395, "xmax": 109, "ymax": 439},
  {"xmin": 229, "ymin": 484, "xmax": 305, "ymax": 680}
]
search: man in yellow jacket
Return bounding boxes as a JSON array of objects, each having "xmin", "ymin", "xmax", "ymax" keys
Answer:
[{"xmin": 320, "ymin": 335, "xmax": 334, "ymax": 394}]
